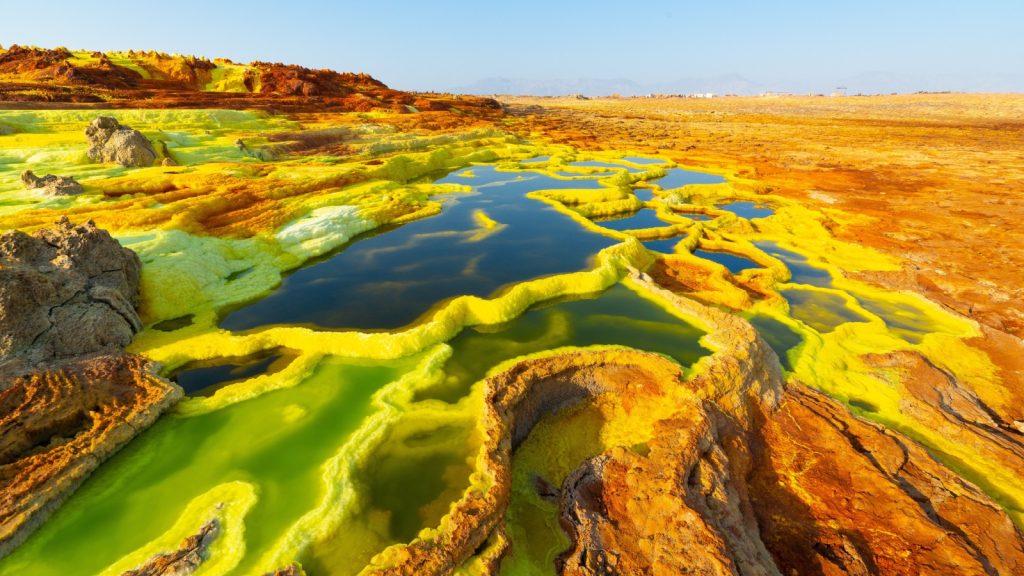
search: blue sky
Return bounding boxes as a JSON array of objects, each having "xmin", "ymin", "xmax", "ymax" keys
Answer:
[{"xmin": 2, "ymin": 0, "xmax": 1022, "ymax": 93}]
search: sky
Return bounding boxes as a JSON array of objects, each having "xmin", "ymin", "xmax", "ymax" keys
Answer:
[{"xmin": 2, "ymin": 0, "xmax": 1022, "ymax": 94}]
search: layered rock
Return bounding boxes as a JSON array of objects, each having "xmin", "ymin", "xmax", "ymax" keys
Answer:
[
  {"xmin": 85, "ymin": 116, "xmax": 157, "ymax": 167},
  {"xmin": 0, "ymin": 216, "xmax": 142, "ymax": 382},
  {"xmin": 0, "ymin": 353, "xmax": 181, "ymax": 558},
  {"xmin": 356, "ymin": 275, "xmax": 1024, "ymax": 575},
  {"xmin": 20, "ymin": 170, "xmax": 83, "ymax": 196},
  {"xmin": 750, "ymin": 384, "xmax": 1024, "ymax": 576},
  {"xmin": 253, "ymin": 61, "xmax": 385, "ymax": 97}
]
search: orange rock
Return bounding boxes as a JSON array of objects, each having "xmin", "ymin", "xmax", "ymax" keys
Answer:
[
  {"xmin": 750, "ymin": 384, "xmax": 1024, "ymax": 575},
  {"xmin": 0, "ymin": 353, "xmax": 181, "ymax": 557}
]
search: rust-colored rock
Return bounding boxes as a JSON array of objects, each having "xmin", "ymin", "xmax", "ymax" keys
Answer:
[
  {"xmin": 749, "ymin": 384, "xmax": 1024, "ymax": 575},
  {"xmin": 0, "ymin": 353, "xmax": 182, "ymax": 557},
  {"xmin": 0, "ymin": 45, "xmax": 503, "ymax": 118},
  {"xmin": 121, "ymin": 519, "xmax": 219, "ymax": 576},
  {"xmin": 253, "ymin": 61, "xmax": 384, "ymax": 97}
]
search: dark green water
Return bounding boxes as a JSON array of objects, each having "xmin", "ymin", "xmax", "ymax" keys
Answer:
[
  {"xmin": 419, "ymin": 284, "xmax": 709, "ymax": 403},
  {"xmin": 746, "ymin": 313, "xmax": 804, "ymax": 371},
  {"xmin": 781, "ymin": 287, "xmax": 870, "ymax": 333}
]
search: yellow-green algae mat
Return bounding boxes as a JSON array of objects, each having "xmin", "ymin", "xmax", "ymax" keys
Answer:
[{"xmin": 0, "ymin": 110, "xmax": 1018, "ymax": 575}]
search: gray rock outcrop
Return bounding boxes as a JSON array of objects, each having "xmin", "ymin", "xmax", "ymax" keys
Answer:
[
  {"xmin": 84, "ymin": 116, "xmax": 157, "ymax": 167},
  {"xmin": 20, "ymin": 170, "xmax": 84, "ymax": 196},
  {"xmin": 0, "ymin": 216, "xmax": 143, "ymax": 383}
]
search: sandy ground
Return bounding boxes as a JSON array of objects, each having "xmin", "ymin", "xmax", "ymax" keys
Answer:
[{"xmin": 503, "ymin": 92, "xmax": 1024, "ymax": 387}]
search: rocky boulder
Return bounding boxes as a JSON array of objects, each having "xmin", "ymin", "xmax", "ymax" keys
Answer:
[
  {"xmin": 20, "ymin": 170, "xmax": 83, "ymax": 196},
  {"xmin": 84, "ymin": 116, "xmax": 156, "ymax": 167},
  {"xmin": 0, "ymin": 217, "xmax": 143, "ymax": 382}
]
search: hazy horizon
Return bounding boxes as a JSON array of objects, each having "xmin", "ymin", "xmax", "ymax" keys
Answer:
[{"xmin": 2, "ymin": 0, "xmax": 1022, "ymax": 95}]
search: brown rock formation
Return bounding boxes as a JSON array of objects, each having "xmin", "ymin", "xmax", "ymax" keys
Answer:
[
  {"xmin": 0, "ymin": 353, "xmax": 182, "ymax": 558},
  {"xmin": 85, "ymin": 116, "xmax": 157, "ymax": 167},
  {"xmin": 121, "ymin": 520, "xmax": 219, "ymax": 576},
  {"xmin": 0, "ymin": 216, "xmax": 142, "ymax": 382},
  {"xmin": 750, "ymin": 383, "xmax": 1024, "ymax": 575},
  {"xmin": 252, "ymin": 61, "xmax": 385, "ymax": 97},
  {"xmin": 355, "ymin": 275, "xmax": 1024, "ymax": 576},
  {"xmin": 20, "ymin": 170, "xmax": 83, "ymax": 196}
]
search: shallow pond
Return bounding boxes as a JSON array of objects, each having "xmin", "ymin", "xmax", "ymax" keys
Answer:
[
  {"xmin": 694, "ymin": 249, "xmax": 759, "ymax": 274},
  {"xmin": 642, "ymin": 236, "xmax": 684, "ymax": 254},
  {"xmin": 718, "ymin": 201, "xmax": 774, "ymax": 219},
  {"xmin": 419, "ymin": 283, "xmax": 709, "ymax": 403},
  {"xmin": 622, "ymin": 156, "xmax": 666, "ymax": 165},
  {"xmin": 781, "ymin": 287, "xmax": 870, "ymax": 333},
  {"xmin": 3, "ymin": 356, "xmax": 410, "ymax": 576},
  {"xmin": 754, "ymin": 240, "xmax": 832, "ymax": 287},
  {"xmin": 592, "ymin": 208, "xmax": 670, "ymax": 231},
  {"xmin": 746, "ymin": 313, "xmax": 804, "ymax": 371},
  {"xmin": 569, "ymin": 160, "xmax": 643, "ymax": 173},
  {"xmin": 854, "ymin": 293, "xmax": 934, "ymax": 344},
  {"xmin": 171, "ymin": 348, "xmax": 295, "ymax": 395},
  {"xmin": 221, "ymin": 166, "xmax": 615, "ymax": 331},
  {"xmin": 634, "ymin": 188, "xmax": 655, "ymax": 202}
]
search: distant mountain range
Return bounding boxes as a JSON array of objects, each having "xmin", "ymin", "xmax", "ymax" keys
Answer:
[
  {"xmin": 449, "ymin": 72, "xmax": 1024, "ymax": 97},
  {"xmin": 451, "ymin": 75, "xmax": 766, "ymax": 97}
]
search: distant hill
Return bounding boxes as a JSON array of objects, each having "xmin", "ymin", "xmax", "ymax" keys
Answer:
[
  {"xmin": 0, "ymin": 45, "xmax": 502, "ymax": 115},
  {"xmin": 838, "ymin": 71, "xmax": 1024, "ymax": 94},
  {"xmin": 452, "ymin": 74, "xmax": 766, "ymax": 96}
]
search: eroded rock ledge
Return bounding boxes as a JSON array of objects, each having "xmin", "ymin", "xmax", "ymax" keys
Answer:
[{"xmin": 0, "ymin": 353, "xmax": 181, "ymax": 558}]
